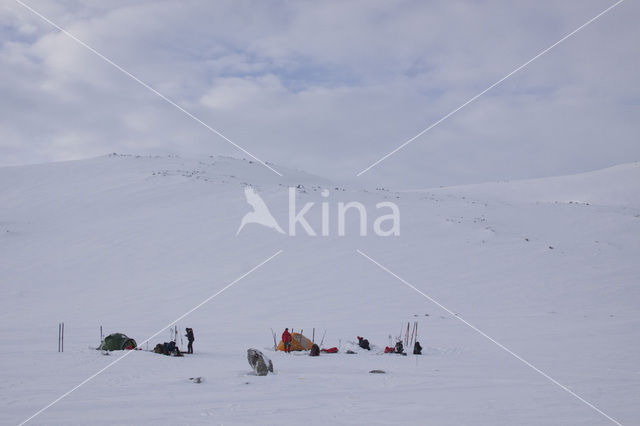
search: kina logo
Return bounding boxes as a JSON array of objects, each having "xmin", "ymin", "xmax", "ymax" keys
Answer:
[
  {"xmin": 236, "ymin": 186, "xmax": 285, "ymax": 235},
  {"xmin": 236, "ymin": 186, "xmax": 400, "ymax": 237}
]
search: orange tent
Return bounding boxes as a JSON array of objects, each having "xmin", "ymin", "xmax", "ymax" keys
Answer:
[{"xmin": 277, "ymin": 332, "xmax": 313, "ymax": 351}]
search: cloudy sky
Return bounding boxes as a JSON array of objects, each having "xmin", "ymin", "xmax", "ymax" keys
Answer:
[{"xmin": 1, "ymin": 0, "xmax": 638, "ymax": 188}]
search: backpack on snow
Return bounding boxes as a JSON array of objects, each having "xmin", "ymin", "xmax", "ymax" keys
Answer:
[
  {"xmin": 163, "ymin": 341, "xmax": 176, "ymax": 355},
  {"xmin": 310, "ymin": 344, "xmax": 320, "ymax": 356}
]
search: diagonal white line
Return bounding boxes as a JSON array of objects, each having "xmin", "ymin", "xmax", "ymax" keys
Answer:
[
  {"xmin": 356, "ymin": 0, "xmax": 625, "ymax": 177},
  {"xmin": 19, "ymin": 249, "xmax": 283, "ymax": 426},
  {"xmin": 356, "ymin": 249, "xmax": 622, "ymax": 426},
  {"xmin": 14, "ymin": 0, "xmax": 283, "ymax": 177}
]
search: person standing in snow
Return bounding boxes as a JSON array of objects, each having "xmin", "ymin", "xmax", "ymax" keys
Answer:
[
  {"xmin": 282, "ymin": 328, "xmax": 292, "ymax": 353},
  {"xmin": 185, "ymin": 328, "xmax": 194, "ymax": 354}
]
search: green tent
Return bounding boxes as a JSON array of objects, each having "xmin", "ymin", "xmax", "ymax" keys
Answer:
[{"xmin": 98, "ymin": 333, "xmax": 137, "ymax": 351}]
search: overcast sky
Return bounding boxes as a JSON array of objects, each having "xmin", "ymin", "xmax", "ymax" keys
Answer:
[{"xmin": 1, "ymin": 0, "xmax": 638, "ymax": 188}]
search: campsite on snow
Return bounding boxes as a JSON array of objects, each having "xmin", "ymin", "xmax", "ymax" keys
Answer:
[{"xmin": 1, "ymin": 155, "xmax": 639, "ymax": 425}]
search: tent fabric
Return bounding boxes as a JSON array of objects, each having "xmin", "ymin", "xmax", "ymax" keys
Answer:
[
  {"xmin": 276, "ymin": 332, "xmax": 312, "ymax": 351},
  {"xmin": 98, "ymin": 333, "xmax": 137, "ymax": 351}
]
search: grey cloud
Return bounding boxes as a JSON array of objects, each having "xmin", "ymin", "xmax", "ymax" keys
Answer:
[{"xmin": 1, "ymin": 0, "xmax": 638, "ymax": 188}]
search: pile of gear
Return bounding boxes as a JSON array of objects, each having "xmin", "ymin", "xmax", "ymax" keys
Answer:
[
  {"xmin": 153, "ymin": 327, "xmax": 195, "ymax": 357},
  {"xmin": 275, "ymin": 327, "xmax": 423, "ymax": 357},
  {"xmin": 154, "ymin": 341, "xmax": 183, "ymax": 357}
]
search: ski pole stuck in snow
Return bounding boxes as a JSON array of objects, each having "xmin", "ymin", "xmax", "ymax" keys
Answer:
[
  {"xmin": 410, "ymin": 322, "xmax": 416, "ymax": 348},
  {"xmin": 405, "ymin": 322, "xmax": 410, "ymax": 347},
  {"xmin": 58, "ymin": 322, "xmax": 64, "ymax": 353}
]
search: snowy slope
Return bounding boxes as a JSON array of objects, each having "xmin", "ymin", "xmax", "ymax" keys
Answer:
[
  {"xmin": 421, "ymin": 162, "xmax": 640, "ymax": 206},
  {"xmin": 1, "ymin": 155, "xmax": 639, "ymax": 425}
]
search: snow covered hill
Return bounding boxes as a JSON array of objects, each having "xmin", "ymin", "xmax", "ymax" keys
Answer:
[{"xmin": 1, "ymin": 155, "xmax": 639, "ymax": 425}]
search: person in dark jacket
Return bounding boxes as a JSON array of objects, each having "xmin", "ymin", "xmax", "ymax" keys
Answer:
[
  {"xmin": 357, "ymin": 336, "xmax": 371, "ymax": 350},
  {"xmin": 185, "ymin": 328, "xmax": 195, "ymax": 354},
  {"xmin": 282, "ymin": 328, "xmax": 292, "ymax": 353},
  {"xmin": 163, "ymin": 341, "xmax": 176, "ymax": 355}
]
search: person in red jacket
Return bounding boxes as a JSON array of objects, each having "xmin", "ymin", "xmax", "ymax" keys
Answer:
[{"xmin": 282, "ymin": 328, "xmax": 292, "ymax": 353}]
